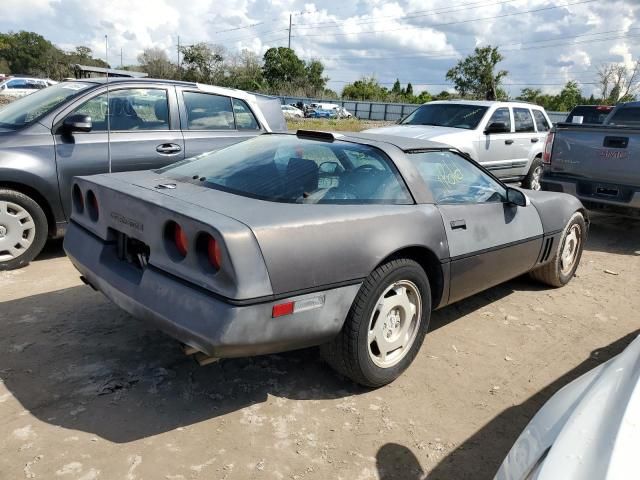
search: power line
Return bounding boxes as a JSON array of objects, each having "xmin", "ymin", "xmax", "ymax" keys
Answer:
[
  {"xmin": 301, "ymin": 29, "xmax": 640, "ymax": 62},
  {"xmin": 293, "ymin": 0, "xmax": 522, "ymax": 29},
  {"xmin": 291, "ymin": 0, "xmax": 599, "ymax": 38}
]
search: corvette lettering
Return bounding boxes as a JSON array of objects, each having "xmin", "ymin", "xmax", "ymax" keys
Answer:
[{"xmin": 110, "ymin": 212, "xmax": 144, "ymax": 232}]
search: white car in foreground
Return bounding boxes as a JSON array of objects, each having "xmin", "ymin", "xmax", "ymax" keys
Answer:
[{"xmin": 496, "ymin": 334, "xmax": 640, "ymax": 479}]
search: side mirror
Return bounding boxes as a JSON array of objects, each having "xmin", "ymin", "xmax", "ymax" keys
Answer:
[
  {"xmin": 62, "ymin": 114, "xmax": 92, "ymax": 133},
  {"xmin": 484, "ymin": 122, "xmax": 509, "ymax": 134},
  {"xmin": 507, "ymin": 187, "xmax": 529, "ymax": 207}
]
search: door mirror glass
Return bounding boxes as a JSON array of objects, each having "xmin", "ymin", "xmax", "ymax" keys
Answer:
[
  {"xmin": 63, "ymin": 114, "xmax": 93, "ymax": 133},
  {"xmin": 507, "ymin": 187, "xmax": 528, "ymax": 207},
  {"xmin": 484, "ymin": 122, "xmax": 509, "ymax": 134}
]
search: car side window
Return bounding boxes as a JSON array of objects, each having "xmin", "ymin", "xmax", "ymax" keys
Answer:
[
  {"xmin": 232, "ymin": 98, "xmax": 260, "ymax": 130},
  {"xmin": 70, "ymin": 88, "xmax": 169, "ymax": 132},
  {"xmin": 487, "ymin": 107, "xmax": 511, "ymax": 131},
  {"xmin": 514, "ymin": 108, "xmax": 535, "ymax": 132},
  {"xmin": 532, "ymin": 110, "xmax": 550, "ymax": 132},
  {"xmin": 183, "ymin": 92, "xmax": 234, "ymax": 130},
  {"xmin": 7, "ymin": 79, "xmax": 27, "ymax": 89},
  {"xmin": 410, "ymin": 150, "xmax": 506, "ymax": 204}
]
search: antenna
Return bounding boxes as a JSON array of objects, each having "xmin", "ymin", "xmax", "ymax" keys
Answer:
[{"xmin": 105, "ymin": 35, "xmax": 112, "ymax": 174}]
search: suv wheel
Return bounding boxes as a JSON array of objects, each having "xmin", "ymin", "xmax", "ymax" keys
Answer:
[
  {"xmin": 0, "ymin": 189, "xmax": 48, "ymax": 270},
  {"xmin": 522, "ymin": 157, "xmax": 543, "ymax": 190}
]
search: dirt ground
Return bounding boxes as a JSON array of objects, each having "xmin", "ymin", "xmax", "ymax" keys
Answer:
[{"xmin": 1, "ymin": 213, "xmax": 639, "ymax": 480}]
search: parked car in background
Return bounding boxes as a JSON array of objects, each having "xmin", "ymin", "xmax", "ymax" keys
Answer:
[
  {"xmin": 364, "ymin": 100, "xmax": 554, "ymax": 190},
  {"xmin": 497, "ymin": 334, "xmax": 640, "ymax": 480},
  {"xmin": 0, "ymin": 78, "xmax": 286, "ymax": 270},
  {"xmin": 65, "ymin": 130, "xmax": 586, "ymax": 387},
  {"xmin": 542, "ymin": 101, "xmax": 640, "ymax": 216},
  {"xmin": 0, "ymin": 77, "xmax": 57, "ymax": 99},
  {"xmin": 281, "ymin": 104, "xmax": 304, "ymax": 119},
  {"xmin": 308, "ymin": 108, "xmax": 338, "ymax": 119},
  {"xmin": 566, "ymin": 104, "xmax": 614, "ymax": 124}
]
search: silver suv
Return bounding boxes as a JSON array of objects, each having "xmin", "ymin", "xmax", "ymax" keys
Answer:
[{"xmin": 364, "ymin": 100, "xmax": 553, "ymax": 190}]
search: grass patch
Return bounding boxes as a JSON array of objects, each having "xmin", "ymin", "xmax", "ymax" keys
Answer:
[{"xmin": 286, "ymin": 117, "xmax": 392, "ymax": 132}]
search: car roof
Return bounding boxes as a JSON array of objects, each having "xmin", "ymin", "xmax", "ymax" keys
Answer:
[
  {"xmin": 291, "ymin": 131, "xmax": 451, "ymax": 152},
  {"xmin": 426, "ymin": 99, "xmax": 545, "ymax": 109},
  {"xmin": 80, "ymin": 77, "xmax": 260, "ymax": 100}
]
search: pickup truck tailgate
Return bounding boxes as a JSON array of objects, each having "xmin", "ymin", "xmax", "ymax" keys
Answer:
[{"xmin": 550, "ymin": 125, "xmax": 640, "ymax": 186}]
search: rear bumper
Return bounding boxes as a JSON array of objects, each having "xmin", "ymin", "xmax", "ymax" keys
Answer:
[
  {"xmin": 64, "ymin": 222, "xmax": 360, "ymax": 358},
  {"xmin": 542, "ymin": 175, "xmax": 640, "ymax": 215}
]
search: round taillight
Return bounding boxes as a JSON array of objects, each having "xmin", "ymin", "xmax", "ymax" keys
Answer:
[
  {"xmin": 196, "ymin": 233, "xmax": 222, "ymax": 272},
  {"xmin": 173, "ymin": 223, "xmax": 188, "ymax": 257},
  {"xmin": 86, "ymin": 190, "xmax": 99, "ymax": 221},
  {"xmin": 207, "ymin": 235, "xmax": 222, "ymax": 270},
  {"xmin": 72, "ymin": 184, "xmax": 84, "ymax": 214}
]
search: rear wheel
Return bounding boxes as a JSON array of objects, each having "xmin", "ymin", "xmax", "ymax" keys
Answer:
[
  {"xmin": 0, "ymin": 189, "xmax": 48, "ymax": 271},
  {"xmin": 530, "ymin": 212, "xmax": 586, "ymax": 287},
  {"xmin": 522, "ymin": 157, "xmax": 543, "ymax": 190},
  {"xmin": 321, "ymin": 258, "xmax": 431, "ymax": 387}
]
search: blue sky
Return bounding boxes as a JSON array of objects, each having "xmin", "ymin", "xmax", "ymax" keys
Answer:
[{"xmin": 1, "ymin": 0, "xmax": 639, "ymax": 97}]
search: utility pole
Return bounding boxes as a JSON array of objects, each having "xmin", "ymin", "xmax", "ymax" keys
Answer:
[
  {"xmin": 120, "ymin": 48, "xmax": 123, "ymax": 68},
  {"xmin": 288, "ymin": 14, "xmax": 292, "ymax": 49},
  {"xmin": 177, "ymin": 35, "xmax": 181, "ymax": 80}
]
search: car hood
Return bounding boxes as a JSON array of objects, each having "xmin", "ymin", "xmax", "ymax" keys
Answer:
[
  {"xmin": 363, "ymin": 124, "xmax": 470, "ymax": 140},
  {"xmin": 496, "ymin": 334, "xmax": 640, "ymax": 480}
]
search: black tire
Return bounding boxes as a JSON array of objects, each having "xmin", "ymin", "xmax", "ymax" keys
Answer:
[
  {"xmin": 522, "ymin": 156, "xmax": 543, "ymax": 191},
  {"xmin": 0, "ymin": 189, "xmax": 48, "ymax": 271},
  {"xmin": 320, "ymin": 258, "xmax": 432, "ymax": 387},
  {"xmin": 530, "ymin": 212, "xmax": 586, "ymax": 287}
]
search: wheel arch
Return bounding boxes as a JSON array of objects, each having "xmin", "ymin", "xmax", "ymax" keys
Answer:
[
  {"xmin": 0, "ymin": 181, "xmax": 56, "ymax": 237},
  {"xmin": 374, "ymin": 245, "xmax": 446, "ymax": 310}
]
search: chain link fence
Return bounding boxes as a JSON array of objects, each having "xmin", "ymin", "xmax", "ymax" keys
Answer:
[{"xmin": 280, "ymin": 96, "xmax": 568, "ymax": 124}]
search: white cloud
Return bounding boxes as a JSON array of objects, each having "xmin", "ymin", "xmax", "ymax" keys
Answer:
[{"xmin": 1, "ymin": 0, "xmax": 639, "ymax": 96}]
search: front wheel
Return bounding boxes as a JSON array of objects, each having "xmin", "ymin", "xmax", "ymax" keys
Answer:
[
  {"xmin": 530, "ymin": 212, "xmax": 586, "ymax": 287},
  {"xmin": 522, "ymin": 157, "xmax": 543, "ymax": 190},
  {"xmin": 320, "ymin": 258, "xmax": 431, "ymax": 387},
  {"xmin": 0, "ymin": 189, "xmax": 48, "ymax": 271}
]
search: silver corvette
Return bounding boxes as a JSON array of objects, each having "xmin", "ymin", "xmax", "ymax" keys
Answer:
[{"xmin": 64, "ymin": 131, "xmax": 587, "ymax": 386}]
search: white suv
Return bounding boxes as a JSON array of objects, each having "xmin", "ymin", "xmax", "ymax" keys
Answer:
[
  {"xmin": 0, "ymin": 77, "xmax": 57, "ymax": 99},
  {"xmin": 365, "ymin": 100, "xmax": 553, "ymax": 190}
]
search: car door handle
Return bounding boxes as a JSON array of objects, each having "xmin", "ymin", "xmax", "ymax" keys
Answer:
[
  {"xmin": 531, "ymin": 138, "xmax": 540, "ymax": 143},
  {"xmin": 156, "ymin": 143, "xmax": 182, "ymax": 154},
  {"xmin": 505, "ymin": 139, "xmax": 514, "ymax": 145},
  {"xmin": 450, "ymin": 219, "xmax": 467, "ymax": 230}
]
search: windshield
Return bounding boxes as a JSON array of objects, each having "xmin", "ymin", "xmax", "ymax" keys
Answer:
[
  {"xmin": 0, "ymin": 82, "xmax": 93, "ymax": 130},
  {"xmin": 401, "ymin": 104, "xmax": 489, "ymax": 130},
  {"xmin": 567, "ymin": 106, "xmax": 612, "ymax": 125},
  {"xmin": 607, "ymin": 107, "xmax": 640, "ymax": 127},
  {"xmin": 160, "ymin": 135, "xmax": 412, "ymax": 204}
]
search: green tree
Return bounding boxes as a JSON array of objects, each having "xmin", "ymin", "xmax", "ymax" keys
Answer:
[
  {"xmin": 262, "ymin": 47, "xmax": 306, "ymax": 92},
  {"xmin": 517, "ymin": 87, "xmax": 542, "ymax": 103},
  {"xmin": 405, "ymin": 82, "xmax": 414, "ymax": 96},
  {"xmin": 391, "ymin": 79, "xmax": 402, "ymax": 95},
  {"xmin": 342, "ymin": 76, "xmax": 389, "ymax": 101},
  {"xmin": 138, "ymin": 47, "xmax": 176, "ymax": 79},
  {"xmin": 226, "ymin": 49, "xmax": 264, "ymax": 91},
  {"xmin": 179, "ymin": 42, "xmax": 224, "ymax": 83},
  {"xmin": 414, "ymin": 90, "xmax": 432, "ymax": 104},
  {"xmin": 446, "ymin": 45, "xmax": 507, "ymax": 100},
  {"xmin": 552, "ymin": 81, "xmax": 583, "ymax": 111},
  {"xmin": 305, "ymin": 59, "xmax": 328, "ymax": 96},
  {"xmin": 433, "ymin": 90, "xmax": 454, "ymax": 100},
  {"xmin": 0, "ymin": 31, "xmax": 58, "ymax": 76}
]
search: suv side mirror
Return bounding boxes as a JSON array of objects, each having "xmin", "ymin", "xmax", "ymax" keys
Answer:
[
  {"xmin": 62, "ymin": 114, "xmax": 92, "ymax": 133},
  {"xmin": 484, "ymin": 122, "xmax": 509, "ymax": 134},
  {"xmin": 506, "ymin": 187, "xmax": 529, "ymax": 207}
]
